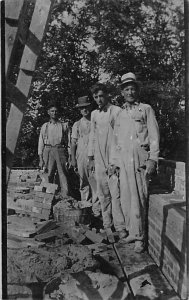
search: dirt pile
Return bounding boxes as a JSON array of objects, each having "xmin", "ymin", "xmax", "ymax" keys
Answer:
[
  {"xmin": 8, "ymin": 244, "xmax": 98, "ymax": 285},
  {"xmin": 44, "ymin": 271, "xmax": 129, "ymax": 300}
]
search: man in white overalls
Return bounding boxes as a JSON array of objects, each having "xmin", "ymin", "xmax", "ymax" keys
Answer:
[
  {"xmin": 88, "ymin": 83, "xmax": 126, "ymax": 237},
  {"xmin": 110, "ymin": 73, "xmax": 160, "ymax": 252}
]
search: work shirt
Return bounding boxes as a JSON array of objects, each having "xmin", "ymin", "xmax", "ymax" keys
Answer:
[
  {"xmin": 71, "ymin": 117, "xmax": 91, "ymax": 159},
  {"xmin": 88, "ymin": 103, "xmax": 121, "ymax": 168},
  {"xmin": 111, "ymin": 102, "xmax": 160, "ymax": 166},
  {"xmin": 38, "ymin": 121, "xmax": 69, "ymax": 155}
]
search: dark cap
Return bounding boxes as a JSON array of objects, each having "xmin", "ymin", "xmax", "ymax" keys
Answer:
[{"xmin": 76, "ymin": 96, "xmax": 91, "ymax": 108}]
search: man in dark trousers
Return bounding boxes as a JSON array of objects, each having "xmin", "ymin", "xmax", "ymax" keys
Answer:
[{"xmin": 38, "ymin": 101, "xmax": 70, "ymax": 197}]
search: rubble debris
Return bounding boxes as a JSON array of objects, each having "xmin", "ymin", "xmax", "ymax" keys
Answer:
[
  {"xmin": 7, "ymin": 233, "xmax": 45, "ymax": 249},
  {"xmin": 7, "ymin": 244, "xmax": 98, "ymax": 286},
  {"xmin": 7, "ymin": 215, "xmax": 37, "ymax": 238},
  {"xmin": 43, "ymin": 271, "xmax": 130, "ymax": 300}
]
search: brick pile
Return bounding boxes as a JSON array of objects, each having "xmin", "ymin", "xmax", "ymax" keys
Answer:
[
  {"xmin": 148, "ymin": 159, "xmax": 186, "ymax": 299},
  {"xmin": 32, "ymin": 183, "xmax": 58, "ymax": 220},
  {"xmin": 8, "ymin": 169, "xmax": 41, "ymax": 187},
  {"xmin": 7, "ymin": 169, "xmax": 59, "ymax": 221}
]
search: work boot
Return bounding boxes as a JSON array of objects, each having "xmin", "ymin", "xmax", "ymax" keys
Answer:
[
  {"xmin": 134, "ymin": 241, "xmax": 145, "ymax": 253},
  {"xmin": 118, "ymin": 229, "xmax": 128, "ymax": 240}
]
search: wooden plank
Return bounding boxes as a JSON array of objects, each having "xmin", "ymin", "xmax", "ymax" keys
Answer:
[
  {"xmin": 5, "ymin": 0, "xmax": 25, "ymax": 20},
  {"xmin": 6, "ymin": 103, "xmax": 23, "ymax": 155},
  {"xmin": 5, "ymin": 22, "xmax": 18, "ymax": 74},
  {"xmin": 16, "ymin": 69, "xmax": 33, "ymax": 96},
  {"xmin": 29, "ymin": 0, "xmax": 52, "ymax": 41},
  {"xmin": 20, "ymin": 44, "xmax": 38, "ymax": 71},
  {"xmin": 36, "ymin": 220, "xmax": 57, "ymax": 235},
  {"xmin": 26, "ymin": 30, "xmax": 41, "ymax": 55},
  {"xmin": 35, "ymin": 229, "xmax": 59, "ymax": 242}
]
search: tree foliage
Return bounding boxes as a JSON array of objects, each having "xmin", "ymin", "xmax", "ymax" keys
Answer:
[{"xmin": 13, "ymin": 0, "xmax": 185, "ymax": 167}]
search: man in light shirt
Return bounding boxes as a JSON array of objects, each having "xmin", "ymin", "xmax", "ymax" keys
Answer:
[
  {"xmin": 38, "ymin": 101, "xmax": 70, "ymax": 197},
  {"xmin": 71, "ymin": 96, "xmax": 99, "ymax": 213},
  {"xmin": 88, "ymin": 83, "xmax": 125, "ymax": 236}
]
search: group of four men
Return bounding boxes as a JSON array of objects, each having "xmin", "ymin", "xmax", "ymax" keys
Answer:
[{"xmin": 38, "ymin": 72, "xmax": 160, "ymax": 253}]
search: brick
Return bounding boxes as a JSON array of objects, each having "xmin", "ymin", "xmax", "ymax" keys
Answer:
[
  {"xmin": 43, "ymin": 182, "xmax": 58, "ymax": 194},
  {"xmin": 34, "ymin": 185, "xmax": 46, "ymax": 192},
  {"xmin": 16, "ymin": 199, "xmax": 34, "ymax": 212},
  {"xmin": 32, "ymin": 206, "xmax": 42, "ymax": 214},
  {"xmin": 41, "ymin": 208, "xmax": 50, "ymax": 220},
  {"xmin": 165, "ymin": 209, "xmax": 185, "ymax": 252},
  {"xmin": 34, "ymin": 200, "xmax": 43, "ymax": 208},
  {"xmin": 34, "ymin": 200, "xmax": 51, "ymax": 210},
  {"xmin": 15, "ymin": 186, "xmax": 30, "ymax": 193},
  {"xmin": 85, "ymin": 230, "xmax": 106, "ymax": 244},
  {"xmin": 175, "ymin": 161, "xmax": 185, "ymax": 172},
  {"xmin": 34, "ymin": 192, "xmax": 54, "ymax": 203}
]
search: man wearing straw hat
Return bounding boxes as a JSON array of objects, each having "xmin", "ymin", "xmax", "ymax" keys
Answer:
[
  {"xmin": 71, "ymin": 96, "xmax": 100, "ymax": 215},
  {"xmin": 110, "ymin": 72, "xmax": 160, "ymax": 252}
]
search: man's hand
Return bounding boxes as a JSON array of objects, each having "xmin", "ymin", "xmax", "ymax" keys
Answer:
[
  {"xmin": 146, "ymin": 159, "xmax": 157, "ymax": 175},
  {"xmin": 88, "ymin": 156, "xmax": 95, "ymax": 172},
  {"xmin": 39, "ymin": 155, "xmax": 44, "ymax": 169},
  {"xmin": 71, "ymin": 157, "xmax": 77, "ymax": 168},
  {"xmin": 107, "ymin": 164, "xmax": 120, "ymax": 177}
]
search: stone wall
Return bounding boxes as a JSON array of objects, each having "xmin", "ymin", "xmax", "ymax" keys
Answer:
[{"xmin": 148, "ymin": 159, "xmax": 187, "ymax": 299}]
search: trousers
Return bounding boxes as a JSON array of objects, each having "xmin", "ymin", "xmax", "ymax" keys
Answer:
[
  {"xmin": 43, "ymin": 146, "xmax": 69, "ymax": 196},
  {"xmin": 95, "ymin": 163, "xmax": 125, "ymax": 230}
]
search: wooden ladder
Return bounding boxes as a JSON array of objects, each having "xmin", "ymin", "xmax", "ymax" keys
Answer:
[{"xmin": 5, "ymin": 0, "xmax": 56, "ymax": 182}]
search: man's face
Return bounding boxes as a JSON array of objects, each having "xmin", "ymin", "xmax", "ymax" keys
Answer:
[
  {"xmin": 48, "ymin": 107, "xmax": 58, "ymax": 120},
  {"xmin": 121, "ymin": 83, "xmax": 138, "ymax": 103},
  {"xmin": 79, "ymin": 106, "xmax": 91, "ymax": 117},
  {"xmin": 93, "ymin": 90, "xmax": 108, "ymax": 109}
]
